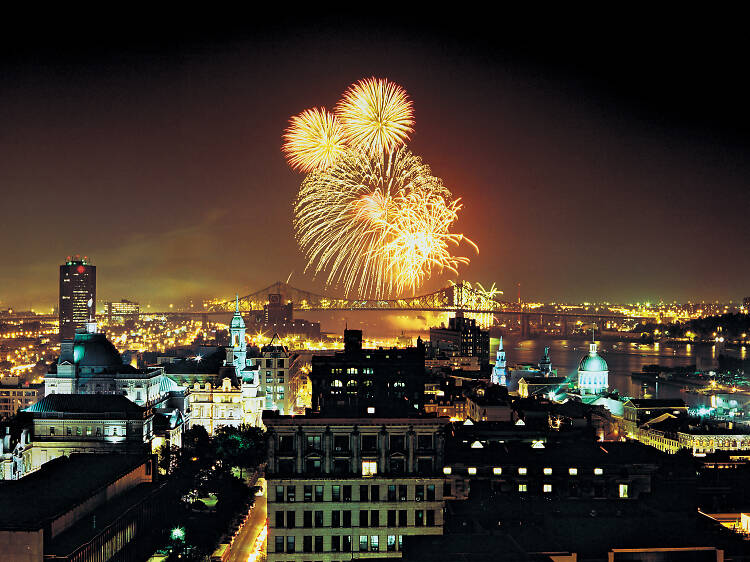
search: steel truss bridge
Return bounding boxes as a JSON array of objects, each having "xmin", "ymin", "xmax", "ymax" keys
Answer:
[{"xmin": 4, "ymin": 281, "xmax": 658, "ymax": 336}]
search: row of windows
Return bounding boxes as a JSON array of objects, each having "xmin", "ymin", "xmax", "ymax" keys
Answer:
[
  {"xmin": 274, "ymin": 484, "xmax": 437, "ymax": 503},
  {"xmin": 514, "ymin": 483, "xmax": 629, "ymax": 497},
  {"xmin": 275, "ymin": 457, "xmax": 434, "ymax": 476},
  {"xmin": 274, "ymin": 508, "xmax": 437, "ymax": 528},
  {"xmin": 443, "ymin": 466, "xmax": 606, "ymax": 476},
  {"xmin": 274, "ymin": 534, "xmax": 404, "ymax": 553},
  {"xmin": 48, "ymin": 425, "xmax": 126, "ymax": 437},
  {"xmin": 279, "ymin": 433, "xmax": 434, "ymax": 453}
]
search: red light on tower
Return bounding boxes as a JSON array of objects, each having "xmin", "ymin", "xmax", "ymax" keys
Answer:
[{"xmin": 76, "ymin": 265, "xmax": 85, "ymax": 274}]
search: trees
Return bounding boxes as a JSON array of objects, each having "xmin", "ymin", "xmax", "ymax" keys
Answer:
[{"xmin": 212, "ymin": 424, "xmax": 266, "ymax": 478}]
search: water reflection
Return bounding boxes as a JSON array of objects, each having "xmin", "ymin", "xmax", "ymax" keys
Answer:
[{"xmin": 502, "ymin": 336, "xmax": 711, "ymax": 405}]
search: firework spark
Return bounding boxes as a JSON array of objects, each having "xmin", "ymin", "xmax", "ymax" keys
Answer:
[
  {"xmin": 294, "ymin": 147, "xmax": 475, "ymax": 298},
  {"xmin": 282, "ymin": 107, "xmax": 347, "ymax": 172},
  {"xmin": 336, "ymin": 78, "xmax": 414, "ymax": 156}
]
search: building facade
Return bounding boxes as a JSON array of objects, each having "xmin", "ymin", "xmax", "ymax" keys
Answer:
[
  {"xmin": 265, "ymin": 410, "xmax": 448, "ymax": 562},
  {"xmin": 59, "ymin": 256, "xmax": 96, "ymax": 340},
  {"xmin": 0, "ymin": 379, "xmax": 40, "ymax": 419},
  {"xmin": 251, "ymin": 334, "xmax": 292, "ymax": 414},
  {"xmin": 429, "ymin": 312, "xmax": 490, "ymax": 363},
  {"xmin": 310, "ymin": 330, "xmax": 426, "ymax": 412},
  {"xmin": 106, "ymin": 299, "xmax": 140, "ymax": 323},
  {"xmin": 44, "ymin": 323, "xmax": 185, "ymax": 411},
  {"xmin": 13, "ymin": 394, "xmax": 154, "ymax": 477}
]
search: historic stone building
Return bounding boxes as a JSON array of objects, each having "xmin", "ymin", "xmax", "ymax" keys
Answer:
[{"xmin": 264, "ymin": 408, "xmax": 449, "ymax": 561}]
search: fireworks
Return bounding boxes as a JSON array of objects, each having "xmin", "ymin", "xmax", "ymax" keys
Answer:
[
  {"xmin": 336, "ymin": 77, "xmax": 414, "ymax": 155},
  {"xmin": 282, "ymin": 108, "xmax": 347, "ymax": 172},
  {"xmin": 294, "ymin": 147, "xmax": 476, "ymax": 298},
  {"xmin": 284, "ymin": 77, "xmax": 477, "ymax": 298}
]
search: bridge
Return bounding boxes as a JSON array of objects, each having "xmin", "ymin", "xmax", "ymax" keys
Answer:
[{"xmin": 1, "ymin": 281, "xmax": 658, "ymax": 337}]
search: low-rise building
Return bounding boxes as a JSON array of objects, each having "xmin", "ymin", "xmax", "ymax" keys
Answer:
[
  {"xmin": 465, "ymin": 384, "xmax": 512, "ymax": 422},
  {"xmin": 0, "ymin": 378, "xmax": 41, "ymax": 419},
  {"xmin": 6, "ymin": 394, "xmax": 155, "ymax": 478},
  {"xmin": 0, "ymin": 454, "xmax": 160, "ymax": 561}
]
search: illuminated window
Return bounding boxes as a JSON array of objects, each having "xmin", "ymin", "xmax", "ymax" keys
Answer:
[
  {"xmin": 362, "ymin": 461, "xmax": 377, "ymax": 477},
  {"xmin": 543, "ymin": 467, "xmax": 552, "ymax": 475},
  {"xmin": 443, "ymin": 467, "xmax": 452, "ymax": 475},
  {"xmin": 569, "ymin": 468, "xmax": 578, "ymax": 475},
  {"xmin": 518, "ymin": 467, "xmax": 527, "ymax": 475},
  {"xmin": 594, "ymin": 468, "xmax": 603, "ymax": 475},
  {"xmin": 518, "ymin": 484, "xmax": 527, "ymax": 492},
  {"xmin": 493, "ymin": 467, "xmax": 502, "ymax": 475},
  {"xmin": 467, "ymin": 467, "xmax": 477, "ymax": 475},
  {"xmin": 543, "ymin": 484, "xmax": 552, "ymax": 493},
  {"xmin": 619, "ymin": 484, "xmax": 629, "ymax": 498}
]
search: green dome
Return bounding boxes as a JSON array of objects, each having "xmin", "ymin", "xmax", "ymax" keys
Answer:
[
  {"xmin": 579, "ymin": 353, "xmax": 608, "ymax": 373},
  {"xmin": 72, "ymin": 332, "xmax": 122, "ymax": 368}
]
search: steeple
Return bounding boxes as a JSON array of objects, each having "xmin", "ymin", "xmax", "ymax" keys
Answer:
[
  {"xmin": 491, "ymin": 336, "xmax": 507, "ymax": 386},
  {"xmin": 228, "ymin": 292, "xmax": 247, "ymax": 371}
]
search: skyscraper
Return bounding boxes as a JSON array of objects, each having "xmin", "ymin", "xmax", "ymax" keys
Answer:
[{"xmin": 59, "ymin": 255, "xmax": 96, "ymax": 340}]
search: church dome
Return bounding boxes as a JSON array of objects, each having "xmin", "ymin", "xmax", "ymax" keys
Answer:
[
  {"xmin": 72, "ymin": 332, "xmax": 123, "ymax": 368},
  {"xmin": 578, "ymin": 347, "xmax": 608, "ymax": 372}
]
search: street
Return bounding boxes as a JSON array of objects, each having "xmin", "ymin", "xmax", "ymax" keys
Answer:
[{"xmin": 227, "ymin": 481, "xmax": 267, "ymax": 562}]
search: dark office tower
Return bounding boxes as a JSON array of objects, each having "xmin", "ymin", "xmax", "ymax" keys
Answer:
[{"xmin": 59, "ymin": 255, "xmax": 96, "ymax": 340}]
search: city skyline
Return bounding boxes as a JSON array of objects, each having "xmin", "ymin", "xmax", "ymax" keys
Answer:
[{"xmin": 1, "ymin": 15, "xmax": 748, "ymax": 309}]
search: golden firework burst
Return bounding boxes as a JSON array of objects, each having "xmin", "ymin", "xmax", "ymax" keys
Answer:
[
  {"xmin": 294, "ymin": 147, "xmax": 475, "ymax": 298},
  {"xmin": 336, "ymin": 77, "xmax": 414, "ymax": 156},
  {"xmin": 282, "ymin": 107, "xmax": 348, "ymax": 172}
]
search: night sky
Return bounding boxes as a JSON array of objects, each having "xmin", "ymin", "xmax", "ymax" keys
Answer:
[{"xmin": 1, "ymin": 12, "xmax": 748, "ymax": 309}]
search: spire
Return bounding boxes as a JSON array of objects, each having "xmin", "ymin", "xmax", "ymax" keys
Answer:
[
  {"xmin": 235, "ymin": 293, "xmax": 240, "ymax": 313},
  {"xmin": 590, "ymin": 323, "xmax": 598, "ymax": 355},
  {"xmin": 499, "ymin": 336, "xmax": 504, "ymax": 350}
]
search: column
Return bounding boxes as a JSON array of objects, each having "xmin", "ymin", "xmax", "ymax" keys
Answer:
[
  {"xmin": 323, "ymin": 426, "xmax": 333, "ymax": 474},
  {"xmin": 295, "ymin": 426, "xmax": 304, "ymax": 474},
  {"xmin": 379, "ymin": 425, "xmax": 388, "ymax": 474},
  {"xmin": 351, "ymin": 426, "xmax": 360, "ymax": 475},
  {"xmin": 406, "ymin": 426, "xmax": 416, "ymax": 474}
]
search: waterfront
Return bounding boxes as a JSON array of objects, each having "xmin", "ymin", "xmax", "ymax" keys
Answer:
[{"xmin": 502, "ymin": 335, "xmax": 718, "ymax": 407}]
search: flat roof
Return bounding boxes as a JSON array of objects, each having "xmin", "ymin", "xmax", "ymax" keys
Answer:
[{"xmin": 0, "ymin": 454, "xmax": 150, "ymax": 530}]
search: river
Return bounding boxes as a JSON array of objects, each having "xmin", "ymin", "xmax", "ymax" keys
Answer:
[{"xmin": 501, "ymin": 335, "xmax": 718, "ymax": 408}]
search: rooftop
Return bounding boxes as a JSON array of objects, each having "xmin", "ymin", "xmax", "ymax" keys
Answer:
[
  {"xmin": 26, "ymin": 394, "xmax": 146, "ymax": 417},
  {"xmin": 625, "ymin": 398, "xmax": 688, "ymax": 408},
  {"xmin": 0, "ymin": 454, "xmax": 150, "ymax": 530}
]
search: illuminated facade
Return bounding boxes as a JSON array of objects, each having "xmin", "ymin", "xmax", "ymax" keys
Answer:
[
  {"xmin": 251, "ymin": 334, "xmax": 291, "ymax": 414},
  {"xmin": 59, "ymin": 256, "xmax": 96, "ymax": 340},
  {"xmin": 185, "ymin": 298, "xmax": 264, "ymax": 432},
  {"xmin": 106, "ymin": 299, "xmax": 140, "ymax": 323},
  {"xmin": 44, "ymin": 323, "xmax": 184, "ymax": 410},
  {"xmin": 0, "ymin": 379, "xmax": 40, "ymax": 419},
  {"xmin": 577, "ymin": 342, "xmax": 608, "ymax": 395},
  {"xmin": 188, "ymin": 378, "xmax": 244, "ymax": 435},
  {"xmin": 7, "ymin": 394, "xmax": 155, "ymax": 478},
  {"xmin": 429, "ymin": 311, "xmax": 490, "ymax": 363}
]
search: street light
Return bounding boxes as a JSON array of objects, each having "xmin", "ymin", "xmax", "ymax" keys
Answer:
[{"xmin": 171, "ymin": 527, "xmax": 185, "ymax": 541}]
